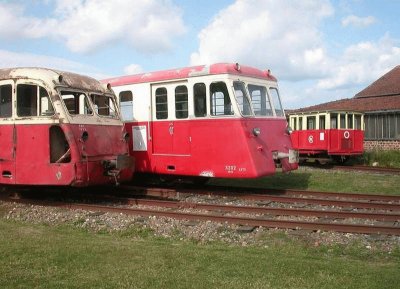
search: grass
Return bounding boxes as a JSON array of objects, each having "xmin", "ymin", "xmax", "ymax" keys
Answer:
[
  {"xmin": 359, "ymin": 150, "xmax": 400, "ymax": 168},
  {"xmin": 1, "ymin": 169, "xmax": 400, "ymax": 288},
  {"xmin": 209, "ymin": 169, "xmax": 400, "ymax": 195},
  {"xmin": 0, "ymin": 219, "xmax": 399, "ymax": 289}
]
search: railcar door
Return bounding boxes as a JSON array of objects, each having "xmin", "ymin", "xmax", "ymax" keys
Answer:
[
  {"xmin": 14, "ymin": 81, "xmax": 56, "ymax": 184},
  {"xmin": 0, "ymin": 81, "xmax": 16, "ymax": 184},
  {"xmin": 151, "ymin": 83, "xmax": 191, "ymax": 156}
]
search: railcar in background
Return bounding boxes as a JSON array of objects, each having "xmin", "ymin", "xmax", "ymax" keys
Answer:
[
  {"xmin": 287, "ymin": 110, "xmax": 364, "ymax": 163},
  {"xmin": 103, "ymin": 63, "xmax": 298, "ymax": 182},
  {"xmin": 0, "ymin": 67, "xmax": 134, "ymax": 186}
]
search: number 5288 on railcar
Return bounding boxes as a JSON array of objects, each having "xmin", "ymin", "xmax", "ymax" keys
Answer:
[
  {"xmin": 0, "ymin": 68, "xmax": 134, "ymax": 186},
  {"xmin": 103, "ymin": 63, "xmax": 298, "ymax": 181}
]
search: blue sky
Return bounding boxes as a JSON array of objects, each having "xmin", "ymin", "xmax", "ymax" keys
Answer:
[{"xmin": 0, "ymin": 0, "xmax": 399, "ymax": 109}]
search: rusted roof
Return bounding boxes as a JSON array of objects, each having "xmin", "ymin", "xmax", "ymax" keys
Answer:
[
  {"xmin": 355, "ymin": 65, "xmax": 400, "ymax": 98},
  {"xmin": 0, "ymin": 67, "xmax": 109, "ymax": 93}
]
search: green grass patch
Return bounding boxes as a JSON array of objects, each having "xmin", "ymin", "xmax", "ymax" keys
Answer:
[
  {"xmin": 360, "ymin": 150, "xmax": 400, "ymax": 168},
  {"xmin": 209, "ymin": 169, "xmax": 400, "ymax": 195},
  {"xmin": 1, "ymin": 219, "xmax": 399, "ymax": 289}
]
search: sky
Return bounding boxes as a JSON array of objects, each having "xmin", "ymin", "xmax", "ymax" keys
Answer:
[{"xmin": 0, "ymin": 0, "xmax": 399, "ymax": 109}]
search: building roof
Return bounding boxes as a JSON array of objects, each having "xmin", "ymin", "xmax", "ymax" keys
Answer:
[
  {"xmin": 291, "ymin": 65, "xmax": 400, "ymax": 114},
  {"xmin": 289, "ymin": 95, "xmax": 400, "ymax": 114},
  {"xmin": 355, "ymin": 65, "xmax": 400, "ymax": 98}
]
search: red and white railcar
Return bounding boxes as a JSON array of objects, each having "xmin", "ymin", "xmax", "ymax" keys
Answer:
[
  {"xmin": 103, "ymin": 63, "xmax": 298, "ymax": 180},
  {"xmin": 0, "ymin": 68, "xmax": 134, "ymax": 186},
  {"xmin": 288, "ymin": 110, "xmax": 364, "ymax": 162}
]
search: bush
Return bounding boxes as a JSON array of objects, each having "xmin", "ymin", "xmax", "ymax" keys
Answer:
[{"xmin": 361, "ymin": 150, "xmax": 400, "ymax": 168}]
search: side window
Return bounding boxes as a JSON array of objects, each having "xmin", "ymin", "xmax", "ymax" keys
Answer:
[
  {"xmin": 61, "ymin": 91, "xmax": 92, "ymax": 115},
  {"xmin": 210, "ymin": 82, "xmax": 233, "ymax": 116},
  {"xmin": 175, "ymin": 85, "xmax": 188, "ymax": 119},
  {"xmin": 347, "ymin": 114, "xmax": 353, "ymax": 129},
  {"xmin": 17, "ymin": 84, "xmax": 37, "ymax": 117},
  {"xmin": 340, "ymin": 114, "xmax": 346, "ymax": 129},
  {"xmin": 119, "ymin": 91, "xmax": 133, "ymax": 121},
  {"xmin": 354, "ymin": 115, "xmax": 362, "ymax": 130},
  {"xmin": 331, "ymin": 113, "xmax": 338, "ymax": 129},
  {"xmin": 233, "ymin": 81, "xmax": 252, "ymax": 116},
  {"xmin": 269, "ymin": 87, "xmax": 284, "ymax": 117},
  {"xmin": 0, "ymin": 84, "xmax": 12, "ymax": 118},
  {"xmin": 307, "ymin": 116, "xmax": 316, "ymax": 129},
  {"xmin": 194, "ymin": 83, "xmax": 206, "ymax": 117},
  {"xmin": 319, "ymin": 115, "xmax": 326, "ymax": 130},
  {"xmin": 155, "ymin": 87, "xmax": 168, "ymax": 120},
  {"xmin": 298, "ymin": 116, "xmax": 303, "ymax": 130}
]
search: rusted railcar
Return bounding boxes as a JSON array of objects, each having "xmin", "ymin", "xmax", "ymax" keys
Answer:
[{"xmin": 0, "ymin": 67, "xmax": 134, "ymax": 186}]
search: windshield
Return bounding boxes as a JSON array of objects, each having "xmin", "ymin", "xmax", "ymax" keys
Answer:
[
  {"xmin": 60, "ymin": 91, "xmax": 93, "ymax": 115},
  {"xmin": 233, "ymin": 81, "xmax": 252, "ymax": 116},
  {"xmin": 90, "ymin": 94, "xmax": 119, "ymax": 118},
  {"xmin": 231, "ymin": 82, "xmax": 284, "ymax": 117}
]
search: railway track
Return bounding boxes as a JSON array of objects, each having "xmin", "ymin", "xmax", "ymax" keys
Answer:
[
  {"xmin": 1, "ymin": 185, "xmax": 399, "ymax": 236},
  {"xmin": 302, "ymin": 163, "xmax": 400, "ymax": 175}
]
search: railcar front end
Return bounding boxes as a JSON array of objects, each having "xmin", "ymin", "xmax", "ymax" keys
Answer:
[
  {"xmin": 103, "ymin": 63, "xmax": 298, "ymax": 180},
  {"xmin": 0, "ymin": 68, "xmax": 134, "ymax": 187}
]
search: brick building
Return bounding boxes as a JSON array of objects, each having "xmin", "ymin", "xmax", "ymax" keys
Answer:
[{"xmin": 289, "ymin": 65, "xmax": 400, "ymax": 151}]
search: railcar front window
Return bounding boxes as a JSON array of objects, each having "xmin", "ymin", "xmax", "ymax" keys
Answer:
[
  {"xmin": 61, "ymin": 91, "xmax": 92, "ymax": 115},
  {"xmin": 0, "ymin": 84, "xmax": 12, "ymax": 118},
  {"xmin": 233, "ymin": 82, "xmax": 252, "ymax": 116},
  {"xmin": 248, "ymin": 84, "xmax": 273, "ymax": 116},
  {"xmin": 210, "ymin": 82, "xmax": 233, "ymax": 116},
  {"xmin": 269, "ymin": 88, "xmax": 284, "ymax": 117},
  {"xmin": 90, "ymin": 94, "xmax": 118, "ymax": 118}
]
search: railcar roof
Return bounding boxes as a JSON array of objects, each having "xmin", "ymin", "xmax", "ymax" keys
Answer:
[
  {"xmin": 0, "ymin": 67, "xmax": 108, "ymax": 93},
  {"xmin": 103, "ymin": 63, "xmax": 277, "ymax": 87}
]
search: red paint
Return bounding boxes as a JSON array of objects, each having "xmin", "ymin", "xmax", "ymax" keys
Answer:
[
  {"xmin": 0, "ymin": 67, "xmax": 135, "ymax": 187},
  {"xmin": 125, "ymin": 118, "xmax": 297, "ymax": 178},
  {"xmin": 290, "ymin": 129, "xmax": 364, "ymax": 156}
]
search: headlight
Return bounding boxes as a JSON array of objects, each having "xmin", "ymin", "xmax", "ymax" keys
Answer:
[
  {"xmin": 286, "ymin": 126, "xmax": 293, "ymax": 135},
  {"xmin": 253, "ymin": 127, "xmax": 261, "ymax": 136}
]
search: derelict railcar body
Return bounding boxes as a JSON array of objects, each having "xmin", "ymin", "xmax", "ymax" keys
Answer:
[
  {"xmin": 0, "ymin": 67, "xmax": 134, "ymax": 186},
  {"xmin": 288, "ymin": 110, "xmax": 364, "ymax": 162},
  {"xmin": 103, "ymin": 63, "xmax": 298, "ymax": 179}
]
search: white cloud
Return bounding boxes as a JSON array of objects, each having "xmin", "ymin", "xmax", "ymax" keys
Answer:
[
  {"xmin": 0, "ymin": 49, "xmax": 102, "ymax": 77},
  {"xmin": 123, "ymin": 63, "xmax": 143, "ymax": 75},
  {"xmin": 317, "ymin": 35, "xmax": 400, "ymax": 90},
  {"xmin": 0, "ymin": 0, "xmax": 187, "ymax": 54},
  {"xmin": 190, "ymin": 0, "xmax": 334, "ymax": 81},
  {"xmin": 341, "ymin": 15, "xmax": 376, "ymax": 28}
]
